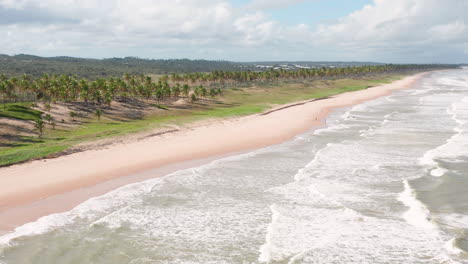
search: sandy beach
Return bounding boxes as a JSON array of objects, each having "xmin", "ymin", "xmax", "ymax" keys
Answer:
[{"xmin": 0, "ymin": 72, "xmax": 426, "ymax": 235}]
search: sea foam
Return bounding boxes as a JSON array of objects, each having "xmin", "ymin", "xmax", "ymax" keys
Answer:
[{"xmin": 397, "ymin": 180, "xmax": 435, "ymax": 229}]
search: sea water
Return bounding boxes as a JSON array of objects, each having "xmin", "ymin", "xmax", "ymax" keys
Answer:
[{"xmin": 1, "ymin": 69, "xmax": 468, "ymax": 264}]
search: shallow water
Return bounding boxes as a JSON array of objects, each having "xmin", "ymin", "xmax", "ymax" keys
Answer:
[{"xmin": 1, "ymin": 69, "xmax": 468, "ymax": 264}]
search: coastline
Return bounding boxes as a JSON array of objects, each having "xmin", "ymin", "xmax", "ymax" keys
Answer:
[{"xmin": 0, "ymin": 72, "xmax": 428, "ymax": 235}]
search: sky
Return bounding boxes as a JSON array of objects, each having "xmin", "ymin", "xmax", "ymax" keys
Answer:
[{"xmin": 0, "ymin": 0, "xmax": 467, "ymax": 63}]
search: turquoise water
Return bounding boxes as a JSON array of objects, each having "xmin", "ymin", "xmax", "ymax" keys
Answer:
[{"xmin": 1, "ymin": 69, "xmax": 467, "ymax": 263}]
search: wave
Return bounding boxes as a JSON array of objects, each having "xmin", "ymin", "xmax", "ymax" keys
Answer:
[
  {"xmin": 341, "ymin": 110, "xmax": 353, "ymax": 120},
  {"xmin": 437, "ymin": 77, "xmax": 468, "ymax": 88},
  {"xmin": 429, "ymin": 166, "xmax": 449, "ymax": 177},
  {"xmin": 257, "ymin": 199, "xmax": 366, "ymax": 263},
  {"xmin": 258, "ymin": 204, "xmax": 281, "ymax": 263},
  {"xmin": 358, "ymin": 116, "xmax": 391, "ymax": 137},
  {"xmin": 419, "ymin": 100, "xmax": 468, "ymax": 177},
  {"xmin": 411, "ymin": 82, "xmax": 438, "ymax": 96},
  {"xmin": 313, "ymin": 123, "xmax": 349, "ymax": 135},
  {"xmin": 440, "ymin": 213, "xmax": 468, "ymax": 229},
  {"xmin": 411, "ymin": 89, "xmax": 429, "ymax": 96},
  {"xmin": 396, "ymin": 180, "xmax": 467, "ymax": 262},
  {"xmin": 0, "ymin": 173, "xmax": 165, "ymax": 246},
  {"xmin": 1, "ymin": 148, "xmax": 270, "ymax": 246},
  {"xmin": 397, "ymin": 180, "xmax": 435, "ymax": 229},
  {"xmin": 444, "ymin": 238, "xmax": 467, "ymax": 257},
  {"xmin": 293, "ymin": 143, "xmax": 332, "ymax": 182}
]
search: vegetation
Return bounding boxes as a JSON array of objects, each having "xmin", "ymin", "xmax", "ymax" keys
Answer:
[
  {"xmin": 0, "ymin": 64, "xmax": 454, "ymax": 107},
  {"xmin": 69, "ymin": 111, "xmax": 77, "ymax": 121},
  {"xmin": 0, "ymin": 103, "xmax": 42, "ymax": 120},
  {"xmin": 0, "ymin": 63, "xmax": 458, "ymax": 166},
  {"xmin": 95, "ymin": 109, "xmax": 103, "ymax": 121},
  {"xmin": 33, "ymin": 118, "xmax": 45, "ymax": 138},
  {"xmin": 0, "ymin": 54, "xmax": 398, "ymax": 79},
  {"xmin": 0, "ymin": 54, "xmax": 249, "ymax": 79},
  {"xmin": 151, "ymin": 104, "xmax": 169, "ymax": 110}
]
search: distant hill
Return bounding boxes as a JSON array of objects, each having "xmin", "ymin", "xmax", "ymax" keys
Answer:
[
  {"xmin": 0, "ymin": 54, "xmax": 248, "ymax": 79},
  {"xmin": 0, "ymin": 54, "xmax": 385, "ymax": 79}
]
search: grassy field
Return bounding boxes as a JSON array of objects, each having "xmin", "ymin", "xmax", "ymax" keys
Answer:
[
  {"xmin": 0, "ymin": 103, "xmax": 43, "ymax": 120},
  {"xmin": 0, "ymin": 74, "xmax": 405, "ymax": 167}
]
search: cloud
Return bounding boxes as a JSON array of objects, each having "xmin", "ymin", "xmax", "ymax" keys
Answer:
[
  {"xmin": 0, "ymin": 6, "xmax": 78, "ymax": 25},
  {"xmin": 429, "ymin": 21, "xmax": 466, "ymax": 41},
  {"xmin": 0, "ymin": 0, "xmax": 467, "ymax": 62},
  {"xmin": 0, "ymin": 0, "xmax": 282, "ymax": 58},
  {"xmin": 246, "ymin": 0, "xmax": 305, "ymax": 10},
  {"xmin": 312, "ymin": 0, "xmax": 468, "ymax": 62},
  {"xmin": 234, "ymin": 12, "xmax": 279, "ymax": 45}
]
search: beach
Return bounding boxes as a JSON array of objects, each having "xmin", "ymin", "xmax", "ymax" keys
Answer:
[
  {"xmin": 0, "ymin": 72, "xmax": 426, "ymax": 235},
  {"xmin": 1, "ymin": 69, "xmax": 467, "ymax": 263}
]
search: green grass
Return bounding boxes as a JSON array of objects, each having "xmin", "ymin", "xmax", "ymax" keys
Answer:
[
  {"xmin": 195, "ymin": 104, "xmax": 270, "ymax": 118},
  {"xmin": 0, "ymin": 103, "xmax": 42, "ymax": 121},
  {"xmin": 0, "ymin": 143, "xmax": 69, "ymax": 166},
  {"xmin": 150, "ymin": 104, "xmax": 169, "ymax": 110},
  {"xmin": 0, "ymin": 73, "xmax": 410, "ymax": 167},
  {"xmin": 0, "ymin": 115, "xmax": 185, "ymax": 166}
]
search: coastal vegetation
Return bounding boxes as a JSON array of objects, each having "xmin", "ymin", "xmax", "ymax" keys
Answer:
[
  {"xmin": 0, "ymin": 64, "xmax": 450, "ymax": 106},
  {"xmin": 0, "ymin": 54, "xmax": 387, "ymax": 79},
  {"xmin": 0, "ymin": 63, "xmax": 457, "ymax": 166},
  {"xmin": 0, "ymin": 54, "xmax": 247, "ymax": 79}
]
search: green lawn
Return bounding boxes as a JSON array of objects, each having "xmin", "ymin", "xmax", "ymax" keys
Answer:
[
  {"xmin": 0, "ymin": 73, "xmax": 407, "ymax": 167},
  {"xmin": 0, "ymin": 103, "xmax": 43, "ymax": 121}
]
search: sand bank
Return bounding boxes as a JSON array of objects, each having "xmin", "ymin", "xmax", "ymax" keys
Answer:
[{"xmin": 0, "ymin": 72, "xmax": 427, "ymax": 234}]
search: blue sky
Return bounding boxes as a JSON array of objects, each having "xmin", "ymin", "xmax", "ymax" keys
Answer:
[{"xmin": 0, "ymin": 0, "xmax": 467, "ymax": 63}]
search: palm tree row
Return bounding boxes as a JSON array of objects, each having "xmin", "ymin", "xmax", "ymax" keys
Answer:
[
  {"xmin": 165, "ymin": 64, "xmax": 454, "ymax": 86},
  {"xmin": 0, "ymin": 73, "xmax": 221, "ymax": 106},
  {"xmin": 0, "ymin": 64, "xmax": 454, "ymax": 106}
]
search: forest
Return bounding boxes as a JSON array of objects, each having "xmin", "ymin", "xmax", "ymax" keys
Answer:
[
  {"xmin": 0, "ymin": 54, "xmax": 247, "ymax": 79},
  {"xmin": 0, "ymin": 54, "xmax": 392, "ymax": 79}
]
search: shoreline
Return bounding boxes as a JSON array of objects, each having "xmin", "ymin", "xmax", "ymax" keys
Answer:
[{"xmin": 0, "ymin": 72, "xmax": 429, "ymax": 235}]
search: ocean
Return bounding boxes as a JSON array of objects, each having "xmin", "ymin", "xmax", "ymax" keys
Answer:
[{"xmin": 1, "ymin": 69, "xmax": 467, "ymax": 264}]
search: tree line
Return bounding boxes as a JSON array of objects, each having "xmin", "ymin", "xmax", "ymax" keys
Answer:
[
  {"xmin": 0, "ymin": 54, "xmax": 248, "ymax": 79},
  {"xmin": 0, "ymin": 64, "xmax": 457, "ymax": 107}
]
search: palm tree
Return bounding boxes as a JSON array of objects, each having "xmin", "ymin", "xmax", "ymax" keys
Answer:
[
  {"xmin": 190, "ymin": 94, "xmax": 197, "ymax": 103},
  {"xmin": 69, "ymin": 111, "xmax": 77, "ymax": 121},
  {"xmin": 0, "ymin": 64, "xmax": 454, "ymax": 111},
  {"xmin": 172, "ymin": 83, "xmax": 181, "ymax": 98},
  {"xmin": 182, "ymin": 84, "xmax": 190, "ymax": 98},
  {"xmin": 44, "ymin": 114, "xmax": 53, "ymax": 123},
  {"xmin": 34, "ymin": 118, "xmax": 45, "ymax": 138},
  {"xmin": 0, "ymin": 81, "xmax": 7, "ymax": 110},
  {"xmin": 95, "ymin": 109, "xmax": 103, "ymax": 121},
  {"xmin": 45, "ymin": 103, "xmax": 52, "ymax": 112}
]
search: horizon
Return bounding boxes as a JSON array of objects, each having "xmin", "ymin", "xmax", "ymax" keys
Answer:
[
  {"xmin": 1, "ymin": 0, "xmax": 467, "ymax": 63},
  {"xmin": 1, "ymin": 53, "xmax": 464, "ymax": 65}
]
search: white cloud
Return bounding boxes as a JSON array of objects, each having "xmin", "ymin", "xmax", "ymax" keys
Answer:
[
  {"xmin": 0, "ymin": 0, "xmax": 29, "ymax": 9},
  {"xmin": 311, "ymin": 0, "xmax": 468, "ymax": 62},
  {"xmin": 429, "ymin": 21, "xmax": 466, "ymax": 41},
  {"xmin": 0, "ymin": 0, "xmax": 467, "ymax": 62},
  {"xmin": 234, "ymin": 12, "xmax": 278, "ymax": 45},
  {"xmin": 246, "ymin": 0, "xmax": 305, "ymax": 10},
  {"xmin": 0, "ymin": 0, "xmax": 283, "ymax": 58}
]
